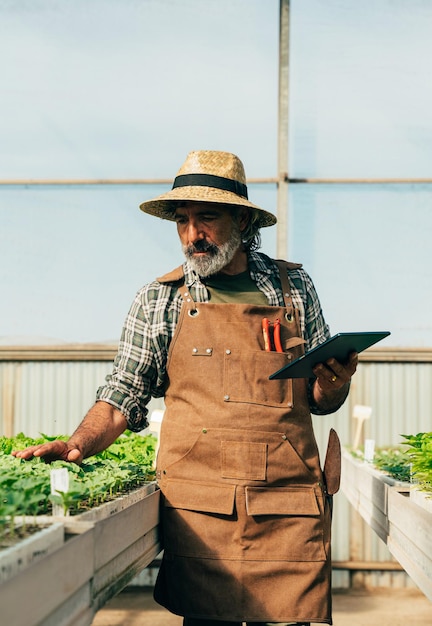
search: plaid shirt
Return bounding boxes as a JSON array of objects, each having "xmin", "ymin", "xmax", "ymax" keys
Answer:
[{"xmin": 96, "ymin": 251, "xmax": 330, "ymax": 431}]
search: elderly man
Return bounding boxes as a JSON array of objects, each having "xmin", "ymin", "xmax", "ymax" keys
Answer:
[{"xmin": 14, "ymin": 150, "xmax": 357, "ymax": 626}]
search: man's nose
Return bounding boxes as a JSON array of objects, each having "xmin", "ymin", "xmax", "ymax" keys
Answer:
[{"xmin": 186, "ymin": 221, "xmax": 204, "ymax": 243}]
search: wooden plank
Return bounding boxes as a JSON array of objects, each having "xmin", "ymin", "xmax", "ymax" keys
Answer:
[
  {"xmin": 0, "ymin": 527, "xmax": 94, "ymax": 626},
  {"xmin": 388, "ymin": 490, "xmax": 432, "ymax": 556},
  {"xmin": 340, "ymin": 450, "xmax": 360, "ymax": 508},
  {"xmin": 387, "ymin": 489, "xmax": 432, "ymax": 602},
  {"xmin": 358, "ymin": 467, "xmax": 388, "ymax": 513},
  {"xmin": 411, "ymin": 488, "xmax": 432, "ymax": 513},
  {"xmin": 92, "ymin": 525, "xmax": 162, "ymax": 610},
  {"xmin": 42, "ymin": 583, "xmax": 93, "ymax": 626},
  {"xmin": 0, "ymin": 344, "xmax": 117, "ymax": 361},
  {"xmin": 388, "ymin": 529, "xmax": 432, "ymax": 602},
  {"xmin": 357, "ymin": 465, "xmax": 389, "ymax": 542},
  {"xmin": 0, "ymin": 488, "xmax": 161, "ymax": 625},
  {"xmin": 342, "ymin": 455, "xmax": 432, "ymax": 601},
  {"xmin": 93, "ymin": 490, "xmax": 160, "ymax": 570},
  {"xmin": 342, "ymin": 451, "xmax": 399, "ymax": 543},
  {"xmin": 0, "ymin": 521, "xmax": 64, "ymax": 583},
  {"xmin": 357, "ymin": 498, "xmax": 389, "ymax": 544},
  {"xmin": 2, "ymin": 346, "xmax": 432, "ymax": 362}
]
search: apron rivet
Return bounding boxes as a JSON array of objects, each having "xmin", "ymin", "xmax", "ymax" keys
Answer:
[
  {"xmin": 202, "ymin": 428, "xmax": 207, "ymax": 433},
  {"xmin": 225, "ymin": 349, "xmax": 231, "ymax": 355},
  {"xmin": 192, "ymin": 347, "xmax": 198, "ymax": 353},
  {"xmin": 206, "ymin": 348, "xmax": 212, "ymax": 354},
  {"xmin": 224, "ymin": 394, "xmax": 230, "ymax": 401},
  {"xmin": 281, "ymin": 434, "xmax": 287, "ymax": 440},
  {"xmin": 288, "ymin": 402, "xmax": 293, "ymax": 408}
]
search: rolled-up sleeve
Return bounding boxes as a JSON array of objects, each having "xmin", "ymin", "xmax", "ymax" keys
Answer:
[{"xmin": 96, "ymin": 282, "xmax": 180, "ymax": 431}]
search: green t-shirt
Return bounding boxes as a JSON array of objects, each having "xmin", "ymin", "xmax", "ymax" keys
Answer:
[{"xmin": 204, "ymin": 270, "xmax": 268, "ymax": 305}]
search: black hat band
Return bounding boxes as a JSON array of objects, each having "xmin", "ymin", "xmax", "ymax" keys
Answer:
[{"xmin": 172, "ymin": 173, "xmax": 248, "ymax": 199}]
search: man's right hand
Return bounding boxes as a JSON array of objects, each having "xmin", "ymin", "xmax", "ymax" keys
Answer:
[
  {"xmin": 11, "ymin": 401, "xmax": 128, "ymax": 465},
  {"xmin": 12, "ymin": 440, "xmax": 84, "ymax": 464}
]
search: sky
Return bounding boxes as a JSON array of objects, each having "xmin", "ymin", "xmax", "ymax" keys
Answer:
[{"xmin": 1, "ymin": 0, "xmax": 432, "ymax": 347}]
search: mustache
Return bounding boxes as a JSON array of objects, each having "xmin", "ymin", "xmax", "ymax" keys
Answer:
[{"xmin": 185, "ymin": 240, "xmax": 219, "ymax": 255}]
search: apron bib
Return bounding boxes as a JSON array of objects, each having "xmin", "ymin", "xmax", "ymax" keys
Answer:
[{"xmin": 154, "ymin": 263, "xmax": 333, "ymax": 624}]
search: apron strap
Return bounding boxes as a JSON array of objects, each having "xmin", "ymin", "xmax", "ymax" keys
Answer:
[
  {"xmin": 178, "ymin": 285, "xmax": 199, "ymax": 316},
  {"xmin": 156, "ymin": 264, "xmax": 200, "ymax": 316},
  {"xmin": 274, "ymin": 260, "xmax": 296, "ymax": 322}
]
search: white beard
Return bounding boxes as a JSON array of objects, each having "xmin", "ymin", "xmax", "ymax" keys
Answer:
[{"xmin": 182, "ymin": 224, "xmax": 242, "ymax": 277}]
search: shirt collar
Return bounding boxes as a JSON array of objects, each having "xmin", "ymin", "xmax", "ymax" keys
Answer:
[
  {"xmin": 183, "ymin": 261, "xmax": 203, "ymax": 288},
  {"xmin": 248, "ymin": 250, "xmax": 275, "ymax": 279}
]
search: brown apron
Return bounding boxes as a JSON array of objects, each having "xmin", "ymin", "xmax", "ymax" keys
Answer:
[{"xmin": 154, "ymin": 263, "xmax": 334, "ymax": 624}]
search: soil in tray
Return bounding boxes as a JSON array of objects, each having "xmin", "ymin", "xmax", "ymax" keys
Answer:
[{"xmin": 0, "ymin": 523, "xmax": 52, "ymax": 550}]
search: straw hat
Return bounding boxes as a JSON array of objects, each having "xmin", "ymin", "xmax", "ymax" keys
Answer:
[{"xmin": 139, "ymin": 150, "xmax": 277, "ymax": 228}]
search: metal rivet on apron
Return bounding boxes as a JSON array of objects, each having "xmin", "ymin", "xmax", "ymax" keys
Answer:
[
  {"xmin": 281, "ymin": 434, "xmax": 287, "ymax": 440},
  {"xmin": 202, "ymin": 428, "xmax": 207, "ymax": 433},
  {"xmin": 224, "ymin": 394, "xmax": 230, "ymax": 401},
  {"xmin": 192, "ymin": 347, "xmax": 198, "ymax": 353},
  {"xmin": 287, "ymin": 402, "xmax": 293, "ymax": 408},
  {"xmin": 206, "ymin": 348, "xmax": 212, "ymax": 354},
  {"xmin": 225, "ymin": 349, "xmax": 231, "ymax": 355}
]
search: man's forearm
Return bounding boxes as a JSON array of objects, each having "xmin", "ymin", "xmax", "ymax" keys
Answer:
[{"xmin": 67, "ymin": 401, "xmax": 128, "ymax": 459}]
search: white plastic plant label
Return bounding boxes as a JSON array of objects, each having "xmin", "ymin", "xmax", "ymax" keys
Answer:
[
  {"xmin": 50, "ymin": 467, "xmax": 70, "ymax": 516},
  {"xmin": 364, "ymin": 439, "xmax": 375, "ymax": 462}
]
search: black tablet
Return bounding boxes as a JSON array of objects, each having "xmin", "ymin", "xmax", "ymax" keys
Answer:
[{"xmin": 269, "ymin": 331, "xmax": 391, "ymax": 380}]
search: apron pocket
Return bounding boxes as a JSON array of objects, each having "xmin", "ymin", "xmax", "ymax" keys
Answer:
[
  {"xmin": 246, "ymin": 485, "xmax": 320, "ymax": 515},
  {"xmin": 162, "ymin": 479, "xmax": 237, "ymax": 558},
  {"xmin": 221, "ymin": 440, "xmax": 267, "ymax": 481},
  {"xmin": 163, "ymin": 478, "xmax": 236, "ymax": 514},
  {"xmin": 224, "ymin": 349, "xmax": 293, "ymax": 408},
  {"xmin": 242, "ymin": 486, "xmax": 326, "ymax": 561}
]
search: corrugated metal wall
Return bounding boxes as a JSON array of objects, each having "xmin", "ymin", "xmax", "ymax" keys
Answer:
[
  {"xmin": 1, "ymin": 351, "xmax": 431, "ymax": 590},
  {"xmin": 0, "ymin": 359, "xmax": 165, "ymax": 438}
]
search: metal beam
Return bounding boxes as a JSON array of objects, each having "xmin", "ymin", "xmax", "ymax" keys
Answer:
[
  {"xmin": 277, "ymin": 0, "xmax": 290, "ymax": 259},
  {"xmin": 0, "ymin": 177, "xmax": 279, "ymax": 186},
  {"xmin": 1, "ymin": 346, "xmax": 431, "ymax": 362}
]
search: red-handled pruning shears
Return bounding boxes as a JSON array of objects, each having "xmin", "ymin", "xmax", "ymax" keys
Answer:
[{"xmin": 262, "ymin": 318, "xmax": 284, "ymax": 352}]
